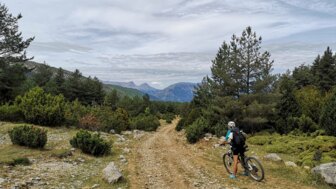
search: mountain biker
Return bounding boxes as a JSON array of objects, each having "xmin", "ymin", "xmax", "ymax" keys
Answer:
[{"xmin": 220, "ymin": 121, "xmax": 247, "ymax": 179}]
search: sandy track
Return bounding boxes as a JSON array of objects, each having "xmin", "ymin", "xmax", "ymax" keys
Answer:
[
  {"xmin": 127, "ymin": 119, "xmax": 317, "ymax": 189},
  {"xmin": 128, "ymin": 119, "xmax": 225, "ymax": 189}
]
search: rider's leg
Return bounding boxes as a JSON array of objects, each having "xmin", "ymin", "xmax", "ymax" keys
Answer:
[
  {"xmin": 233, "ymin": 154, "xmax": 238, "ymax": 176},
  {"xmin": 240, "ymin": 147, "xmax": 248, "ymax": 176}
]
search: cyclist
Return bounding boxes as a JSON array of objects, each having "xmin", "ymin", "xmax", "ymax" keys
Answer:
[{"xmin": 220, "ymin": 121, "xmax": 247, "ymax": 179}]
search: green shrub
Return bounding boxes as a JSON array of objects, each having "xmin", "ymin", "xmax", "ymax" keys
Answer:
[
  {"xmin": 9, "ymin": 125, "xmax": 47, "ymax": 148},
  {"xmin": 186, "ymin": 117, "xmax": 207, "ymax": 144},
  {"xmin": 175, "ymin": 118, "xmax": 185, "ymax": 131},
  {"xmin": 130, "ymin": 114, "xmax": 160, "ymax": 131},
  {"xmin": 320, "ymin": 88, "xmax": 336, "ymax": 136},
  {"xmin": 64, "ymin": 99, "xmax": 89, "ymax": 126},
  {"xmin": 99, "ymin": 108, "xmax": 130, "ymax": 133},
  {"xmin": 70, "ymin": 130, "xmax": 111, "ymax": 156},
  {"xmin": 297, "ymin": 115, "xmax": 317, "ymax": 133},
  {"xmin": 15, "ymin": 87, "xmax": 66, "ymax": 126},
  {"xmin": 163, "ymin": 113, "xmax": 175, "ymax": 123},
  {"xmin": 10, "ymin": 157, "xmax": 31, "ymax": 166},
  {"xmin": 0, "ymin": 104, "xmax": 23, "ymax": 122},
  {"xmin": 248, "ymin": 136, "xmax": 272, "ymax": 145},
  {"xmin": 210, "ymin": 120, "xmax": 228, "ymax": 137}
]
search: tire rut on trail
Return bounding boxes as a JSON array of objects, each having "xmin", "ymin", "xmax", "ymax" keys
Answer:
[{"xmin": 128, "ymin": 119, "xmax": 225, "ymax": 189}]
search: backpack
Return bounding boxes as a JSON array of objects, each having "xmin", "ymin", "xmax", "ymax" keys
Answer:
[{"xmin": 232, "ymin": 127, "xmax": 246, "ymax": 148}]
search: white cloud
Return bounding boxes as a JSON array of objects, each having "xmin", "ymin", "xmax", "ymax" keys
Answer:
[{"xmin": 2, "ymin": 0, "xmax": 336, "ymax": 87}]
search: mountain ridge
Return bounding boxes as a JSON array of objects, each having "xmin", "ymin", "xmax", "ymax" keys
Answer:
[{"xmin": 103, "ymin": 81, "xmax": 197, "ymax": 102}]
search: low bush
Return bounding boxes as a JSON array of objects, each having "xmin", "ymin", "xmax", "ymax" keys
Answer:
[
  {"xmin": 99, "ymin": 108, "xmax": 130, "ymax": 133},
  {"xmin": 210, "ymin": 119, "xmax": 228, "ymax": 137},
  {"xmin": 130, "ymin": 114, "xmax": 160, "ymax": 131},
  {"xmin": 9, "ymin": 157, "xmax": 31, "ymax": 166},
  {"xmin": 78, "ymin": 114, "xmax": 101, "ymax": 131},
  {"xmin": 8, "ymin": 125, "xmax": 47, "ymax": 148},
  {"xmin": 163, "ymin": 113, "xmax": 175, "ymax": 123},
  {"xmin": 0, "ymin": 104, "xmax": 23, "ymax": 122},
  {"xmin": 64, "ymin": 99, "xmax": 89, "ymax": 126},
  {"xmin": 320, "ymin": 88, "xmax": 336, "ymax": 136},
  {"xmin": 70, "ymin": 130, "xmax": 111, "ymax": 156},
  {"xmin": 175, "ymin": 118, "xmax": 185, "ymax": 131},
  {"xmin": 297, "ymin": 115, "xmax": 317, "ymax": 133},
  {"xmin": 15, "ymin": 87, "xmax": 66, "ymax": 126},
  {"xmin": 186, "ymin": 117, "xmax": 208, "ymax": 143}
]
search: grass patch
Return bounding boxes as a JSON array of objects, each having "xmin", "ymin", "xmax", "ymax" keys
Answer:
[{"xmin": 247, "ymin": 133, "xmax": 336, "ymax": 167}]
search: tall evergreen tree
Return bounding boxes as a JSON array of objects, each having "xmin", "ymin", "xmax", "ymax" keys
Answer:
[
  {"xmin": 0, "ymin": 3, "xmax": 34, "ymax": 102},
  {"xmin": 292, "ymin": 64, "xmax": 314, "ymax": 89},
  {"xmin": 237, "ymin": 27, "xmax": 274, "ymax": 94},
  {"xmin": 32, "ymin": 63, "xmax": 53, "ymax": 87},
  {"xmin": 104, "ymin": 89, "xmax": 119, "ymax": 110},
  {"xmin": 191, "ymin": 76, "xmax": 213, "ymax": 108},
  {"xmin": 0, "ymin": 4, "xmax": 34, "ymax": 63},
  {"xmin": 311, "ymin": 47, "xmax": 336, "ymax": 92},
  {"xmin": 320, "ymin": 88, "xmax": 336, "ymax": 136},
  {"xmin": 210, "ymin": 26, "xmax": 274, "ymax": 98},
  {"xmin": 54, "ymin": 67, "xmax": 65, "ymax": 94}
]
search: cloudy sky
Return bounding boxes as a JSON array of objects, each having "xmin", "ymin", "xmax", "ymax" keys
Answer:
[{"xmin": 3, "ymin": 0, "xmax": 336, "ymax": 88}]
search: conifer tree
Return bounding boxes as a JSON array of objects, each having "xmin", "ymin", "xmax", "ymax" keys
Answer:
[
  {"xmin": 320, "ymin": 88, "xmax": 336, "ymax": 136},
  {"xmin": 311, "ymin": 47, "xmax": 336, "ymax": 92},
  {"xmin": 0, "ymin": 3, "xmax": 34, "ymax": 102},
  {"xmin": 210, "ymin": 26, "xmax": 274, "ymax": 97}
]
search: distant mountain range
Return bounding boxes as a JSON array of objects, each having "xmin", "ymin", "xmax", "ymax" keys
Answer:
[
  {"xmin": 104, "ymin": 81, "xmax": 197, "ymax": 102},
  {"xmin": 23, "ymin": 61, "xmax": 197, "ymax": 102}
]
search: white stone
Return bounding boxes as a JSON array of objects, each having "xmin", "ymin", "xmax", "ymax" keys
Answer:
[
  {"xmin": 285, "ymin": 161, "xmax": 297, "ymax": 167},
  {"xmin": 0, "ymin": 178, "xmax": 5, "ymax": 185},
  {"xmin": 102, "ymin": 162, "xmax": 123, "ymax": 184},
  {"xmin": 311, "ymin": 162, "xmax": 336, "ymax": 185},
  {"xmin": 91, "ymin": 184, "xmax": 100, "ymax": 189},
  {"xmin": 109, "ymin": 129, "xmax": 116, "ymax": 134},
  {"xmin": 264, "ymin": 153, "xmax": 282, "ymax": 162}
]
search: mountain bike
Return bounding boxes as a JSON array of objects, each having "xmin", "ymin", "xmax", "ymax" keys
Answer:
[{"xmin": 222, "ymin": 145, "xmax": 265, "ymax": 181}]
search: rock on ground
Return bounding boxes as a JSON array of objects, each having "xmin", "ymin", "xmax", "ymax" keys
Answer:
[
  {"xmin": 285, "ymin": 161, "xmax": 297, "ymax": 167},
  {"xmin": 0, "ymin": 178, "xmax": 5, "ymax": 185},
  {"xmin": 264, "ymin": 153, "xmax": 282, "ymax": 162},
  {"xmin": 102, "ymin": 162, "xmax": 123, "ymax": 184},
  {"xmin": 311, "ymin": 162, "xmax": 336, "ymax": 185}
]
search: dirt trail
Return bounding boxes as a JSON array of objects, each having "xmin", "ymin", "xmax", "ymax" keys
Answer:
[
  {"xmin": 127, "ymin": 119, "xmax": 316, "ymax": 189},
  {"xmin": 128, "ymin": 119, "xmax": 225, "ymax": 189}
]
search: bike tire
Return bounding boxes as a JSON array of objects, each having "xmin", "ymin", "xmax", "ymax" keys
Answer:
[
  {"xmin": 222, "ymin": 153, "xmax": 233, "ymax": 174},
  {"xmin": 245, "ymin": 156, "xmax": 265, "ymax": 182}
]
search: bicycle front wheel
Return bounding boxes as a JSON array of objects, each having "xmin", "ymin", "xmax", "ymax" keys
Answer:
[
  {"xmin": 245, "ymin": 156, "xmax": 265, "ymax": 182},
  {"xmin": 223, "ymin": 153, "xmax": 234, "ymax": 174}
]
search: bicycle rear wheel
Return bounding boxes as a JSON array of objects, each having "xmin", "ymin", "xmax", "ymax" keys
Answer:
[
  {"xmin": 223, "ymin": 153, "xmax": 233, "ymax": 174},
  {"xmin": 245, "ymin": 156, "xmax": 265, "ymax": 182}
]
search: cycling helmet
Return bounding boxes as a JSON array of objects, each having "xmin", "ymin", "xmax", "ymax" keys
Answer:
[{"xmin": 228, "ymin": 121, "xmax": 236, "ymax": 130}]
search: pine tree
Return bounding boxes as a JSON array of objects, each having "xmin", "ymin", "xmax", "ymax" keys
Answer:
[
  {"xmin": 238, "ymin": 27, "xmax": 274, "ymax": 94},
  {"xmin": 32, "ymin": 63, "xmax": 53, "ymax": 87},
  {"xmin": 311, "ymin": 47, "xmax": 336, "ymax": 92},
  {"xmin": 210, "ymin": 26, "xmax": 274, "ymax": 97},
  {"xmin": 192, "ymin": 76, "xmax": 213, "ymax": 108},
  {"xmin": 104, "ymin": 89, "xmax": 119, "ymax": 110},
  {"xmin": 54, "ymin": 68, "xmax": 65, "ymax": 94},
  {"xmin": 0, "ymin": 4, "xmax": 34, "ymax": 63},
  {"xmin": 292, "ymin": 64, "xmax": 314, "ymax": 89},
  {"xmin": 0, "ymin": 3, "xmax": 34, "ymax": 102},
  {"xmin": 63, "ymin": 69, "xmax": 83, "ymax": 102}
]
